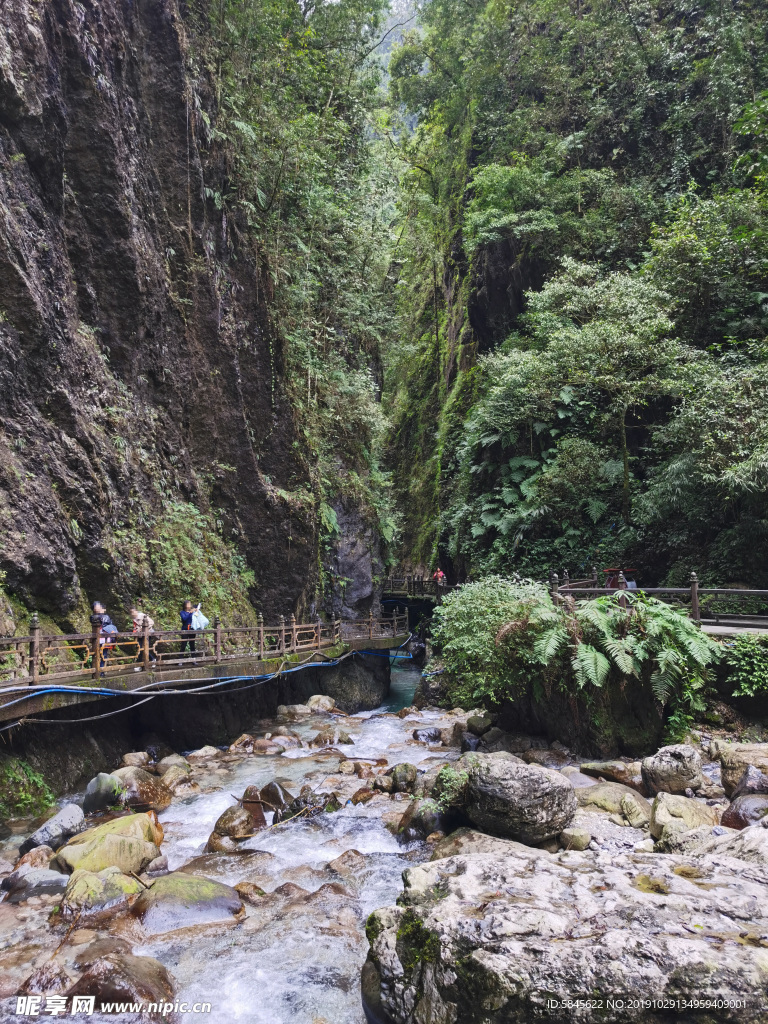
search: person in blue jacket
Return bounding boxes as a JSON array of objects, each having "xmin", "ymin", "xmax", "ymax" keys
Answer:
[{"xmin": 180, "ymin": 599, "xmax": 195, "ymax": 656}]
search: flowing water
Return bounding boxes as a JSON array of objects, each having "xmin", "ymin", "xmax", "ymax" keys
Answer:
[{"xmin": 0, "ymin": 656, "xmax": 465, "ymax": 1024}]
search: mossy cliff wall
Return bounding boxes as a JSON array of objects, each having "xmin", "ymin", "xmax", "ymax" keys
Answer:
[{"xmin": 0, "ymin": 0, "xmax": 316, "ymax": 623}]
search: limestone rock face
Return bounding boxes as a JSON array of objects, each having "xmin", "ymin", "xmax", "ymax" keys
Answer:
[
  {"xmin": 19, "ymin": 804, "xmax": 85, "ymax": 855},
  {"xmin": 429, "ymin": 827, "xmax": 548, "ymax": 862},
  {"xmin": 649, "ymin": 792, "xmax": 720, "ymax": 839},
  {"xmin": 692, "ymin": 819, "xmax": 768, "ymax": 866},
  {"xmin": 363, "ymin": 847, "xmax": 768, "ymax": 1024},
  {"xmin": 641, "ymin": 744, "xmax": 703, "ymax": 795},
  {"xmin": 463, "ymin": 753, "xmax": 577, "ymax": 843},
  {"xmin": 716, "ymin": 743, "xmax": 768, "ymax": 797}
]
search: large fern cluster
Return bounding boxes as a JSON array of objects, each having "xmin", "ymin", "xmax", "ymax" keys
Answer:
[{"xmin": 521, "ymin": 593, "xmax": 720, "ymax": 711}]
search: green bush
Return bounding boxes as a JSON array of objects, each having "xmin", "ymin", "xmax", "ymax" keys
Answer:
[
  {"xmin": 432, "ymin": 577, "xmax": 720, "ymax": 736},
  {"xmin": 723, "ymin": 635, "xmax": 768, "ymax": 698},
  {"xmin": 0, "ymin": 757, "xmax": 54, "ymax": 821}
]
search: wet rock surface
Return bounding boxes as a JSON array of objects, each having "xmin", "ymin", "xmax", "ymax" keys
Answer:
[
  {"xmin": 365, "ymin": 844, "xmax": 768, "ymax": 1023},
  {"xmin": 130, "ymin": 872, "xmax": 245, "ymax": 934}
]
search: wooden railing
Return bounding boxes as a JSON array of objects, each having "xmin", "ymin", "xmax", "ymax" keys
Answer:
[
  {"xmin": 0, "ymin": 611, "xmax": 409, "ymax": 686},
  {"xmin": 552, "ymin": 570, "xmax": 768, "ymax": 626},
  {"xmin": 382, "ymin": 575, "xmax": 456, "ymax": 601}
]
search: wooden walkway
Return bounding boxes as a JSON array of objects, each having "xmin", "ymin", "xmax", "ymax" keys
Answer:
[{"xmin": 0, "ymin": 611, "xmax": 409, "ymax": 690}]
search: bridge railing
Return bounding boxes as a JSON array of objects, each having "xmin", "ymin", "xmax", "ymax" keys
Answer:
[
  {"xmin": 382, "ymin": 575, "xmax": 457, "ymax": 601},
  {"xmin": 0, "ymin": 611, "xmax": 409, "ymax": 686},
  {"xmin": 551, "ymin": 570, "xmax": 768, "ymax": 626}
]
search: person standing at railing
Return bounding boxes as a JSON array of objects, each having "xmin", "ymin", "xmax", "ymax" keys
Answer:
[
  {"xmin": 180, "ymin": 600, "xmax": 196, "ymax": 657},
  {"xmin": 130, "ymin": 607, "xmax": 157, "ymax": 663},
  {"xmin": 433, "ymin": 569, "xmax": 446, "ymax": 584},
  {"xmin": 91, "ymin": 601, "xmax": 117, "ymax": 671}
]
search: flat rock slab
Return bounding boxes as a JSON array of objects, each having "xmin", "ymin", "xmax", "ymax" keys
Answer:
[
  {"xmin": 131, "ymin": 871, "xmax": 244, "ymax": 934},
  {"xmin": 365, "ymin": 846, "xmax": 768, "ymax": 1023}
]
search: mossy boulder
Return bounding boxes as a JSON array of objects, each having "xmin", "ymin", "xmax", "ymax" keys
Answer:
[
  {"xmin": 67, "ymin": 952, "xmax": 175, "ymax": 1008},
  {"xmin": 61, "ymin": 866, "xmax": 143, "ymax": 921},
  {"xmin": 56, "ymin": 831, "xmax": 160, "ymax": 875},
  {"xmin": 130, "ymin": 871, "xmax": 244, "ymax": 933},
  {"xmin": 650, "ymin": 792, "xmax": 721, "ymax": 839}
]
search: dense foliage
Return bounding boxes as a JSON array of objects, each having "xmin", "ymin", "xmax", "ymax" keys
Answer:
[
  {"xmin": 432, "ymin": 576, "xmax": 720, "ymax": 735},
  {"xmin": 723, "ymin": 634, "xmax": 768, "ymax": 698},
  {"xmin": 385, "ymin": 0, "xmax": 768, "ymax": 586}
]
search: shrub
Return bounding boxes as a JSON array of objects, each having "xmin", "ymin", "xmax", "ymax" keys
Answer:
[
  {"xmin": 723, "ymin": 634, "xmax": 768, "ymax": 698},
  {"xmin": 431, "ymin": 578, "xmax": 720, "ymax": 735},
  {"xmin": 0, "ymin": 757, "xmax": 54, "ymax": 821}
]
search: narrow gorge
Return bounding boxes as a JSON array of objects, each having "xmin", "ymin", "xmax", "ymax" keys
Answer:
[{"xmin": 2, "ymin": 1, "xmax": 768, "ymax": 1022}]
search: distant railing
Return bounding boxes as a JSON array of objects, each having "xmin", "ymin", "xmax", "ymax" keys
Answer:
[
  {"xmin": 552, "ymin": 569, "xmax": 768, "ymax": 627},
  {"xmin": 0, "ymin": 610, "xmax": 409, "ymax": 685},
  {"xmin": 382, "ymin": 575, "xmax": 456, "ymax": 601}
]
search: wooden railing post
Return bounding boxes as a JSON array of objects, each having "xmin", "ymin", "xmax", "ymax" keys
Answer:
[
  {"xmin": 550, "ymin": 573, "xmax": 559, "ymax": 601},
  {"xmin": 690, "ymin": 572, "xmax": 700, "ymax": 621},
  {"xmin": 91, "ymin": 615, "xmax": 101, "ymax": 680},
  {"xmin": 290, "ymin": 614, "xmax": 297, "ymax": 652},
  {"xmin": 258, "ymin": 613, "xmax": 264, "ymax": 658},
  {"xmin": 563, "ymin": 569, "xmax": 570, "ymax": 588},
  {"xmin": 29, "ymin": 612, "xmax": 41, "ymax": 685},
  {"xmin": 368, "ymin": 608, "xmax": 374, "ymax": 640},
  {"xmin": 214, "ymin": 614, "xmax": 221, "ymax": 663},
  {"xmin": 316, "ymin": 616, "xmax": 322, "ymax": 650},
  {"xmin": 142, "ymin": 619, "xmax": 151, "ymax": 673},
  {"xmin": 618, "ymin": 571, "xmax": 627, "ymax": 610},
  {"xmin": 279, "ymin": 615, "xmax": 285, "ymax": 654},
  {"xmin": 591, "ymin": 566, "xmax": 598, "ymax": 589}
]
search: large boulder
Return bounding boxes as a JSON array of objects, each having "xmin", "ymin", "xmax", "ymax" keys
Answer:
[
  {"xmin": 60, "ymin": 867, "xmax": 143, "ymax": 921},
  {"xmin": 83, "ymin": 773, "xmax": 125, "ymax": 814},
  {"xmin": 212, "ymin": 805, "xmax": 254, "ymax": 839},
  {"xmin": 130, "ymin": 871, "xmax": 244, "ymax": 934},
  {"xmin": 397, "ymin": 798, "xmax": 451, "ymax": 841},
  {"xmin": 429, "ymin": 827, "xmax": 548, "ymax": 862},
  {"xmin": 580, "ymin": 760, "xmax": 645, "ymax": 793},
  {"xmin": 575, "ymin": 781, "xmax": 651, "ymax": 827},
  {"xmin": 641, "ymin": 744, "xmax": 703, "ymax": 795},
  {"xmin": 121, "ymin": 752, "xmax": 150, "ymax": 768},
  {"xmin": 389, "ymin": 763, "xmax": 418, "ymax": 794},
  {"xmin": 721, "ymin": 794, "xmax": 768, "ymax": 830},
  {"xmin": 260, "ymin": 781, "xmax": 294, "ymax": 811},
  {"xmin": 307, "ymin": 694, "xmax": 336, "ymax": 712},
  {"xmin": 110, "ymin": 767, "xmax": 172, "ymax": 812},
  {"xmin": 716, "ymin": 743, "xmax": 768, "ymax": 797},
  {"xmin": 462, "ymin": 753, "xmax": 576, "ymax": 843},
  {"xmin": 732, "ymin": 764, "xmax": 768, "ymax": 799},
  {"xmin": 67, "ymin": 953, "xmax": 175, "ymax": 1011},
  {"xmin": 692, "ymin": 819, "xmax": 768, "ymax": 865},
  {"xmin": 1, "ymin": 867, "xmax": 69, "ymax": 903},
  {"xmin": 55, "ymin": 813, "xmax": 162, "ymax": 875},
  {"xmin": 363, "ymin": 847, "xmax": 768, "ymax": 1024},
  {"xmin": 649, "ymin": 792, "xmax": 720, "ymax": 839},
  {"xmin": 19, "ymin": 804, "xmax": 85, "ymax": 855}
]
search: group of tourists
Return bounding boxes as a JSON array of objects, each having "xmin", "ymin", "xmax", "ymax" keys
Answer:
[{"xmin": 90, "ymin": 599, "xmax": 210, "ymax": 669}]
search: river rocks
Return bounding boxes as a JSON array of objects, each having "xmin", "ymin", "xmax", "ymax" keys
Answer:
[
  {"xmin": 19, "ymin": 804, "xmax": 85, "ymax": 855},
  {"xmin": 56, "ymin": 830, "xmax": 160, "ymax": 875},
  {"xmin": 397, "ymin": 798, "xmax": 450, "ymax": 841},
  {"xmin": 82, "ymin": 773, "xmax": 124, "ymax": 813},
  {"xmin": 364, "ymin": 846, "xmax": 768, "ymax": 1024},
  {"xmin": 579, "ymin": 760, "xmax": 645, "ymax": 793},
  {"xmin": 1, "ymin": 867, "xmax": 69, "ymax": 903},
  {"xmin": 559, "ymin": 826, "xmax": 591, "ymax": 851},
  {"xmin": 466, "ymin": 714, "xmax": 493, "ymax": 736},
  {"xmin": 649, "ymin": 792, "xmax": 720, "ymax": 839},
  {"xmin": 307, "ymin": 694, "xmax": 336, "ymax": 712},
  {"xmin": 241, "ymin": 786, "xmax": 267, "ymax": 828},
  {"xmin": 329, "ymin": 849, "xmax": 367, "ymax": 876},
  {"xmin": 14, "ymin": 844, "xmax": 55, "ymax": 872},
  {"xmin": 235, "ymin": 881, "xmax": 267, "ymax": 903},
  {"xmin": 389, "ymin": 763, "xmax": 418, "ymax": 793},
  {"xmin": 277, "ymin": 704, "xmax": 312, "ymax": 717},
  {"xmin": 641, "ymin": 744, "xmax": 703, "ymax": 795},
  {"xmin": 187, "ymin": 745, "xmax": 220, "ymax": 761},
  {"xmin": 373, "ymin": 774, "xmax": 394, "ymax": 793},
  {"xmin": 310, "ymin": 726, "xmax": 353, "ymax": 746},
  {"xmin": 67, "ymin": 952, "xmax": 175, "ymax": 1013},
  {"xmin": 212, "ymin": 805, "xmax": 254, "ymax": 839},
  {"xmin": 731, "ymin": 764, "xmax": 768, "ymax": 799},
  {"xmin": 156, "ymin": 754, "xmax": 190, "ymax": 775},
  {"xmin": 560, "ymin": 766, "xmax": 597, "ymax": 788},
  {"xmin": 229, "ymin": 733, "xmax": 256, "ymax": 752},
  {"xmin": 260, "ymin": 781, "xmax": 294, "ymax": 811},
  {"xmin": 654, "ymin": 823, "xmax": 736, "ymax": 854},
  {"xmin": 161, "ymin": 764, "xmax": 194, "ymax": 792},
  {"xmin": 351, "ymin": 787, "xmax": 375, "ymax": 805},
  {"xmin": 692, "ymin": 819, "xmax": 768, "ymax": 865},
  {"xmin": 576, "ymin": 781, "xmax": 652, "ymax": 827},
  {"xmin": 65, "ymin": 812, "xmax": 163, "ymax": 849},
  {"xmin": 716, "ymin": 742, "xmax": 768, "ymax": 796},
  {"xmin": 130, "ymin": 872, "xmax": 244, "ymax": 933},
  {"xmin": 19, "ymin": 962, "xmax": 74, "ymax": 995},
  {"xmin": 60, "ymin": 866, "xmax": 143, "ymax": 921},
  {"xmin": 429, "ymin": 827, "xmax": 548, "ymax": 862},
  {"xmin": 721, "ymin": 794, "xmax": 768, "ymax": 830},
  {"xmin": 121, "ymin": 751, "xmax": 150, "ymax": 768},
  {"xmin": 206, "ymin": 833, "xmax": 239, "ymax": 854},
  {"xmin": 412, "ymin": 727, "xmax": 442, "ymax": 744},
  {"xmin": 110, "ymin": 767, "xmax": 172, "ymax": 812},
  {"xmin": 460, "ymin": 753, "xmax": 576, "ymax": 843}
]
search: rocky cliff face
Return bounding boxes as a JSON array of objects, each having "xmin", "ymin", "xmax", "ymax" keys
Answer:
[{"xmin": 0, "ymin": 0, "xmax": 317, "ymax": 621}]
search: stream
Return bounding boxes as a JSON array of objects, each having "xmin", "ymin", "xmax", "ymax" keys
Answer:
[{"xmin": 0, "ymin": 657, "xmax": 463, "ymax": 1023}]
